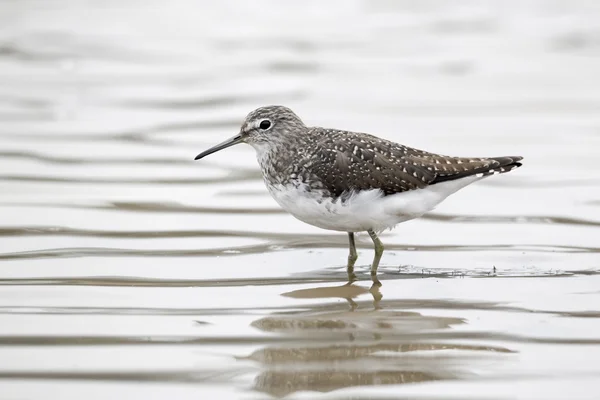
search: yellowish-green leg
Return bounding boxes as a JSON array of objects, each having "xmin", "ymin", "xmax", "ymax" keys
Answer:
[
  {"xmin": 346, "ymin": 232, "xmax": 358, "ymax": 283},
  {"xmin": 367, "ymin": 229, "xmax": 383, "ymax": 286}
]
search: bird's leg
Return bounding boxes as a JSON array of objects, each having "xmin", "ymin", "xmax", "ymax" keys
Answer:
[
  {"xmin": 367, "ymin": 229, "xmax": 383, "ymax": 287},
  {"xmin": 346, "ymin": 232, "xmax": 358, "ymax": 284}
]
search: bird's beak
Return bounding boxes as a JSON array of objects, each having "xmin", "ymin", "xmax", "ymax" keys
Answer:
[{"xmin": 194, "ymin": 134, "xmax": 243, "ymax": 160}]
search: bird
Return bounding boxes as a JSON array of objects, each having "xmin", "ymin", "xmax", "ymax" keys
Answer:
[{"xmin": 194, "ymin": 105, "xmax": 523, "ymax": 285}]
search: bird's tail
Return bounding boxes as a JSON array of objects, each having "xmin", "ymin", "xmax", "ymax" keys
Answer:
[{"xmin": 431, "ymin": 156, "xmax": 523, "ymax": 184}]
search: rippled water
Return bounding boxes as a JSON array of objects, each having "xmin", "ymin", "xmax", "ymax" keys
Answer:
[{"xmin": 1, "ymin": 1, "xmax": 600, "ymax": 399}]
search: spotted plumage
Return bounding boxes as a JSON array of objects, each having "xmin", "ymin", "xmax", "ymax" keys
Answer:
[
  {"xmin": 280, "ymin": 128, "xmax": 522, "ymax": 198},
  {"xmin": 195, "ymin": 105, "xmax": 523, "ymax": 284}
]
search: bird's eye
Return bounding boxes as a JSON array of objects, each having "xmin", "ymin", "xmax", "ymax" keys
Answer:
[{"xmin": 259, "ymin": 120, "xmax": 271, "ymax": 130}]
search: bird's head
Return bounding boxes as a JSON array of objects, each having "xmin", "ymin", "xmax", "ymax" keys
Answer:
[{"xmin": 194, "ymin": 105, "xmax": 306, "ymax": 160}]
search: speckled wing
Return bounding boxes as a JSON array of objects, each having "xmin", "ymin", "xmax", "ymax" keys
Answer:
[{"xmin": 305, "ymin": 128, "xmax": 522, "ymax": 197}]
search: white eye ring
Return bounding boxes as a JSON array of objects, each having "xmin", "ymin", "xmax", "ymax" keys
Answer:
[{"xmin": 258, "ymin": 119, "xmax": 272, "ymax": 130}]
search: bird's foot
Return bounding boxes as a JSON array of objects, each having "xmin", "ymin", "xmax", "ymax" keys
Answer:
[{"xmin": 346, "ymin": 268, "xmax": 358, "ymax": 285}]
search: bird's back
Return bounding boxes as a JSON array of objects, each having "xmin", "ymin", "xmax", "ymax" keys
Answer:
[{"xmin": 292, "ymin": 127, "xmax": 522, "ymax": 199}]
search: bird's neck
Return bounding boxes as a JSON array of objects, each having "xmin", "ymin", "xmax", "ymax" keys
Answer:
[{"xmin": 250, "ymin": 139, "xmax": 298, "ymax": 186}]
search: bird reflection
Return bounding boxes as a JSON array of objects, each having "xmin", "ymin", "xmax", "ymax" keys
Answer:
[
  {"xmin": 253, "ymin": 370, "xmax": 439, "ymax": 397},
  {"xmin": 282, "ymin": 281, "xmax": 382, "ymax": 310},
  {"xmin": 245, "ymin": 288, "xmax": 514, "ymax": 397}
]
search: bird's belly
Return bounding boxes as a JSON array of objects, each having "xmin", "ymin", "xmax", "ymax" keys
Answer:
[
  {"xmin": 265, "ymin": 183, "xmax": 421, "ymax": 232},
  {"xmin": 266, "ymin": 176, "xmax": 483, "ymax": 232}
]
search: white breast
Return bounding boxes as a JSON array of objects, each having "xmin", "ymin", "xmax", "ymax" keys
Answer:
[{"xmin": 266, "ymin": 175, "xmax": 484, "ymax": 233}]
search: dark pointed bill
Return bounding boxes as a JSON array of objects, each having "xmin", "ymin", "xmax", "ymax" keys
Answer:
[{"xmin": 194, "ymin": 134, "xmax": 243, "ymax": 160}]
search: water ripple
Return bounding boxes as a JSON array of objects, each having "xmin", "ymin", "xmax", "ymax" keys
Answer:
[
  {"xmin": 0, "ymin": 331, "xmax": 596, "ymax": 346},
  {"xmin": 0, "ymin": 208, "xmax": 597, "ymax": 227},
  {"xmin": 0, "ymin": 243, "xmax": 596, "ymax": 261}
]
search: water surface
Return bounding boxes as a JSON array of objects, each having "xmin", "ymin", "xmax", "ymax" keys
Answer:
[{"xmin": 1, "ymin": 1, "xmax": 600, "ymax": 399}]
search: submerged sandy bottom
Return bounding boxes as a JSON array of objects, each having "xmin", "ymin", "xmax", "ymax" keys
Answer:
[{"xmin": 1, "ymin": 0, "xmax": 599, "ymax": 399}]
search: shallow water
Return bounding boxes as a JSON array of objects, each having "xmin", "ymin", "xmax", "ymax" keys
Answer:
[{"xmin": 1, "ymin": 0, "xmax": 600, "ymax": 399}]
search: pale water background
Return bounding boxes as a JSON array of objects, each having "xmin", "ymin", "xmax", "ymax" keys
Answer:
[{"xmin": 1, "ymin": 1, "xmax": 600, "ymax": 399}]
